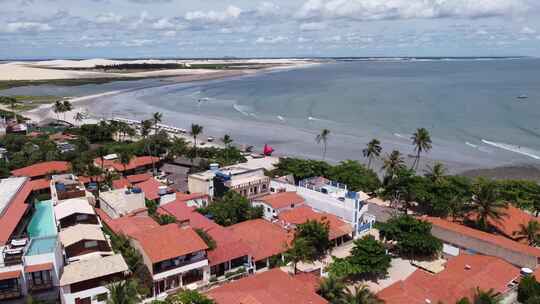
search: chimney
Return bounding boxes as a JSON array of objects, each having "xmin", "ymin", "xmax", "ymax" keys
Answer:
[{"xmin": 465, "ymin": 264, "xmax": 471, "ymax": 270}]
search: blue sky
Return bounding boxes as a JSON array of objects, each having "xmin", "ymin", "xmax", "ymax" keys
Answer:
[{"xmin": 2, "ymin": 0, "xmax": 540, "ymax": 59}]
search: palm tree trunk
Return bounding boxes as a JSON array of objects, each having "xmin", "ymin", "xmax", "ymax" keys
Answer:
[
  {"xmin": 367, "ymin": 157, "xmax": 372, "ymax": 170},
  {"xmin": 323, "ymin": 142, "xmax": 327, "ymax": 160}
]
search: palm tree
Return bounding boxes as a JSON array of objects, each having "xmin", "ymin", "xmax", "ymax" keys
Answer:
[
  {"xmin": 1, "ymin": 97, "xmax": 20, "ymax": 123},
  {"xmin": 222, "ymin": 134, "xmax": 233, "ymax": 147},
  {"xmin": 315, "ymin": 129, "xmax": 331, "ymax": 160},
  {"xmin": 424, "ymin": 162, "xmax": 447, "ymax": 184},
  {"xmin": 284, "ymin": 238, "xmax": 312, "ymax": 274},
  {"xmin": 53, "ymin": 100, "xmax": 64, "ymax": 121},
  {"xmin": 106, "ymin": 280, "xmax": 140, "ymax": 304},
  {"xmin": 74, "ymin": 112, "xmax": 85, "ymax": 126},
  {"xmin": 382, "ymin": 150, "xmax": 405, "ymax": 180},
  {"xmin": 190, "ymin": 123, "xmax": 204, "ymax": 159},
  {"xmin": 318, "ymin": 276, "xmax": 346, "ymax": 304},
  {"xmin": 411, "ymin": 128, "xmax": 432, "ymax": 170},
  {"xmin": 62, "ymin": 100, "xmax": 73, "ymax": 121},
  {"xmin": 514, "ymin": 220, "xmax": 540, "ymax": 246},
  {"xmin": 152, "ymin": 112, "xmax": 163, "ymax": 135},
  {"xmin": 118, "ymin": 148, "xmax": 133, "ymax": 173},
  {"xmin": 343, "ymin": 285, "xmax": 383, "ymax": 304},
  {"xmin": 471, "ymin": 178, "xmax": 507, "ymax": 232},
  {"xmin": 363, "ymin": 139, "xmax": 382, "ymax": 170},
  {"xmin": 472, "ymin": 287, "xmax": 500, "ymax": 304}
]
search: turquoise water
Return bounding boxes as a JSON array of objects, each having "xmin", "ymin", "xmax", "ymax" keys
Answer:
[
  {"xmin": 28, "ymin": 201, "xmax": 57, "ymax": 238},
  {"xmin": 26, "ymin": 236, "xmax": 57, "ymax": 256}
]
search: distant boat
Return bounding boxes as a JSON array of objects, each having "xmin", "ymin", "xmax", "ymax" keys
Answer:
[{"xmin": 517, "ymin": 95, "xmax": 528, "ymax": 99}]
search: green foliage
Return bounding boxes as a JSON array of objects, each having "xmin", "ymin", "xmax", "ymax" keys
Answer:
[
  {"xmin": 166, "ymin": 290, "xmax": 215, "ymax": 304},
  {"xmin": 106, "ymin": 279, "xmax": 141, "ymax": 304},
  {"xmin": 273, "ymin": 157, "xmax": 331, "ymax": 181},
  {"xmin": 145, "ymin": 199, "xmax": 158, "ymax": 215},
  {"xmin": 75, "ymin": 123, "xmax": 114, "ymax": 143},
  {"xmin": 472, "ymin": 288, "xmax": 500, "ymax": 304},
  {"xmin": 157, "ymin": 214, "xmax": 177, "ymax": 225},
  {"xmin": 318, "ymin": 276, "xmax": 346, "ymax": 304},
  {"xmin": 197, "ymin": 191, "xmax": 262, "ymax": 226},
  {"xmin": 295, "ymin": 219, "xmax": 330, "ymax": 259},
  {"xmin": 327, "ymin": 236, "xmax": 390, "ymax": 281},
  {"xmin": 519, "ymin": 275, "xmax": 540, "ymax": 303},
  {"xmin": 327, "ymin": 160, "xmax": 381, "ymax": 192},
  {"xmin": 378, "ymin": 215, "xmax": 442, "ymax": 259},
  {"xmin": 195, "ymin": 146, "xmax": 247, "ymax": 167},
  {"xmin": 285, "ymin": 237, "xmax": 315, "ymax": 273},
  {"xmin": 195, "ymin": 228, "xmax": 217, "ymax": 250}
]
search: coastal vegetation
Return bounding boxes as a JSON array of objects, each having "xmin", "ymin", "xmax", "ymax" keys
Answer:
[
  {"xmin": 315, "ymin": 128, "xmax": 331, "ymax": 160},
  {"xmin": 197, "ymin": 191, "xmax": 263, "ymax": 226},
  {"xmin": 318, "ymin": 276, "xmax": 383, "ymax": 304},
  {"xmin": 518, "ymin": 275, "xmax": 540, "ymax": 304}
]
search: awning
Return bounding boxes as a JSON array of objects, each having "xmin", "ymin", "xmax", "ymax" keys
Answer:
[
  {"xmin": 0, "ymin": 270, "xmax": 22, "ymax": 281},
  {"xmin": 25, "ymin": 262, "xmax": 54, "ymax": 273}
]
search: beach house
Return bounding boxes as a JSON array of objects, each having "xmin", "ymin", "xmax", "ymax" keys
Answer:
[
  {"xmin": 98, "ymin": 188, "xmax": 146, "ymax": 219},
  {"xmin": 54, "ymin": 197, "xmax": 100, "ymax": 230},
  {"xmin": 50, "ymin": 174, "xmax": 87, "ymax": 203},
  {"xmin": 11, "ymin": 161, "xmax": 70, "ymax": 180},
  {"xmin": 252, "ymin": 191, "xmax": 306, "ymax": 220},
  {"xmin": 58, "ymin": 224, "xmax": 113, "ymax": 263}
]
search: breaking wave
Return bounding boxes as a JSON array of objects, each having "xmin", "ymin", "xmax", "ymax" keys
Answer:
[{"xmin": 482, "ymin": 139, "xmax": 540, "ymax": 160}]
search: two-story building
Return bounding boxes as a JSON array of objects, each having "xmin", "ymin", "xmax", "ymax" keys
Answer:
[
  {"xmin": 58, "ymin": 224, "xmax": 113, "ymax": 263},
  {"xmin": 129, "ymin": 224, "xmax": 210, "ymax": 298},
  {"xmin": 252, "ymin": 191, "xmax": 306, "ymax": 220},
  {"xmin": 98, "ymin": 188, "xmax": 146, "ymax": 219},
  {"xmin": 54, "ymin": 197, "xmax": 100, "ymax": 230}
]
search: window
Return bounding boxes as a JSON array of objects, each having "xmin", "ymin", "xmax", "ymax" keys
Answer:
[
  {"xmin": 84, "ymin": 240, "xmax": 98, "ymax": 248},
  {"xmin": 96, "ymin": 293, "xmax": 108, "ymax": 301},
  {"xmin": 291, "ymin": 204, "xmax": 295, "ymax": 208},
  {"xmin": 76, "ymin": 214, "xmax": 88, "ymax": 221},
  {"xmin": 267, "ymin": 207, "xmax": 271, "ymax": 213},
  {"xmin": 32, "ymin": 271, "xmax": 43, "ymax": 285}
]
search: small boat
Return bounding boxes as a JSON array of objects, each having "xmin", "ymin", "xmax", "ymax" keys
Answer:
[
  {"xmin": 517, "ymin": 95, "xmax": 529, "ymax": 99},
  {"xmin": 207, "ymin": 137, "xmax": 215, "ymax": 142}
]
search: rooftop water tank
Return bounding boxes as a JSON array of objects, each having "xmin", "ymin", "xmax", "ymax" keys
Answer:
[
  {"xmin": 158, "ymin": 186, "xmax": 168, "ymax": 196},
  {"xmin": 132, "ymin": 187, "xmax": 142, "ymax": 194},
  {"xmin": 209, "ymin": 163, "xmax": 219, "ymax": 172}
]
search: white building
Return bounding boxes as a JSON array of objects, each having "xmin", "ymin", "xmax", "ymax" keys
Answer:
[
  {"xmin": 98, "ymin": 188, "xmax": 146, "ymax": 219},
  {"xmin": 252, "ymin": 191, "xmax": 306, "ymax": 220}
]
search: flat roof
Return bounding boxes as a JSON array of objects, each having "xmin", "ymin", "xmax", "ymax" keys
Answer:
[
  {"xmin": 0, "ymin": 177, "xmax": 27, "ymax": 215},
  {"xmin": 60, "ymin": 254, "xmax": 128, "ymax": 286},
  {"xmin": 99, "ymin": 188, "xmax": 145, "ymax": 217}
]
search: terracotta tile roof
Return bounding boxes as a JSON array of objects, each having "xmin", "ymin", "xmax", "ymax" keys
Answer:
[
  {"xmin": 11, "ymin": 161, "xmax": 70, "ymax": 178},
  {"xmin": 0, "ymin": 180, "xmax": 33, "ymax": 245},
  {"xmin": 278, "ymin": 206, "xmax": 353, "ymax": 240},
  {"xmin": 174, "ymin": 192, "xmax": 209, "ymax": 202},
  {"xmin": 130, "ymin": 224, "xmax": 208, "ymax": 263},
  {"xmin": 94, "ymin": 156, "xmax": 159, "ymax": 172},
  {"xmin": 78, "ymin": 175, "xmax": 105, "ymax": 184},
  {"xmin": 96, "ymin": 208, "xmax": 158, "ymax": 238},
  {"xmin": 112, "ymin": 178, "xmax": 130, "ymax": 190},
  {"xmin": 134, "ymin": 178, "xmax": 164, "ymax": 201},
  {"xmin": 158, "ymin": 198, "xmax": 218, "ymax": 229},
  {"xmin": 25, "ymin": 262, "xmax": 54, "ymax": 273},
  {"xmin": 228, "ymin": 219, "xmax": 292, "ymax": 262},
  {"xmin": 467, "ymin": 205, "xmax": 539, "ymax": 240},
  {"xmin": 126, "ymin": 173, "xmax": 152, "ymax": 184},
  {"xmin": 0, "ymin": 270, "xmax": 22, "ymax": 281},
  {"xmin": 423, "ymin": 216, "xmax": 540, "ymax": 258},
  {"xmin": 207, "ymin": 268, "xmax": 328, "ymax": 304},
  {"xmin": 259, "ymin": 192, "xmax": 305, "ymax": 209},
  {"xmin": 29, "ymin": 178, "xmax": 50, "ymax": 190},
  {"xmin": 378, "ymin": 254, "xmax": 521, "ymax": 304}
]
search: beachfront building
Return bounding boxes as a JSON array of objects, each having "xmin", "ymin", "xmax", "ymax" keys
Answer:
[
  {"xmin": 54, "ymin": 197, "xmax": 100, "ymax": 230},
  {"xmin": 207, "ymin": 268, "xmax": 327, "ymax": 304},
  {"xmin": 270, "ymin": 176, "xmax": 371, "ymax": 235},
  {"xmin": 129, "ymin": 224, "xmax": 210, "ymax": 298},
  {"xmin": 59, "ymin": 254, "xmax": 129, "ymax": 304},
  {"xmin": 252, "ymin": 191, "xmax": 306, "ymax": 220},
  {"xmin": 11, "ymin": 161, "xmax": 70, "ymax": 180},
  {"xmin": 98, "ymin": 188, "xmax": 146, "ymax": 219},
  {"xmin": 377, "ymin": 253, "xmax": 521, "ymax": 303},
  {"xmin": 94, "ymin": 155, "xmax": 160, "ymax": 176},
  {"xmin": 227, "ymin": 219, "xmax": 291, "ymax": 272},
  {"xmin": 58, "ymin": 224, "xmax": 113, "ymax": 263},
  {"xmin": 50, "ymin": 174, "xmax": 87, "ymax": 203},
  {"xmin": 188, "ymin": 165, "xmax": 270, "ymax": 201}
]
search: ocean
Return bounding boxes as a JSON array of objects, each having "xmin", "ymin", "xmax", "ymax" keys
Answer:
[{"xmin": 3, "ymin": 58, "xmax": 540, "ymax": 172}]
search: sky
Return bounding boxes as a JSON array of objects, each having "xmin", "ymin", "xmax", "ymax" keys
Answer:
[{"xmin": 2, "ymin": 0, "xmax": 540, "ymax": 59}]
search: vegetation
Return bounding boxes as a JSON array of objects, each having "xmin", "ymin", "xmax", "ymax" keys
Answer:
[
  {"xmin": 197, "ymin": 191, "xmax": 263, "ymax": 226},
  {"xmin": 165, "ymin": 290, "xmax": 215, "ymax": 304},
  {"xmin": 318, "ymin": 277, "xmax": 383, "ymax": 304},
  {"xmin": 518, "ymin": 275, "xmax": 540, "ymax": 304},
  {"xmin": 514, "ymin": 221, "xmax": 540, "ymax": 246},
  {"xmin": 469, "ymin": 178, "xmax": 507, "ymax": 232},
  {"xmin": 411, "ymin": 127, "xmax": 432, "ymax": 170},
  {"xmin": 285, "ymin": 237, "xmax": 314, "ymax": 274},
  {"xmin": 195, "ymin": 228, "xmax": 217, "ymax": 250},
  {"xmin": 295, "ymin": 219, "xmax": 331, "ymax": 260},
  {"xmin": 327, "ymin": 235, "xmax": 390, "ymax": 281},
  {"xmin": 362, "ymin": 138, "xmax": 382, "ymax": 170},
  {"xmin": 106, "ymin": 280, "xmax": 141, "ymax": 304},
  {"xmin": 315, "ymin": 129, "xmax": 331, "ymax": 160},
  {"xmin": 377, "ymin": 215, "xmax": 442, "ymax": 259}
]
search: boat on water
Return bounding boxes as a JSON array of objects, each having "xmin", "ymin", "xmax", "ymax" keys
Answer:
[{"xmin": 517, "ymin": 95, "xmax": 529, "ymax": 99}]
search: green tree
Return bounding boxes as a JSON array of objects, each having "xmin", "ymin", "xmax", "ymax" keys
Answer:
[
  {"xmin": 514, "ymin": 221, "xmax": 540, "ymax": 246},
  {"xmin": 74, "ymin": 112, "xmax": 85, "ymax": 126},
  {"xmin": 62, "ymin": 100, "xmax": 73, "ymax": 120},
  {"xmin": 285, "ymin": 237, "xmax": 314, "ymax": 274},
  {"xmin": 273, "ymin": 158, "xmax": 331, "ymax": 181},
  {"xmin": 117, "ymin": 147, "xmax": 134, "ymax": 172},
  {"xmin": 198, "ymin": 191, "xmax": 262, "ymax": 226},
  {"xmin": 0, "ymin": 96, "xmax": 20, "ymax": 123},
  {"xmin": 343, "ymin": 285, "xmax": 384, "ymax": 304},
  {"xmin": 167, "ymin": 290, "xmax": 215, "ymax": 304},
  {"xmin": 315, "ymin": 129, "xmax": 331, "ymax": 160},
  {"xmin": 53, "ymin": 100, "xmax": 65, "ymax": 121},
  {"xmin": 318, "ymin": 276, "xmax": 346, "ymax": 304},
  {"xmin": 424, "ymin": 162, "xmax": 447, "ymax": 184},
  {"xmin": 518, "ymin": 275, "xmax": 540, "ymax": 303},
  {"xmin": 106, "ymin": 280, "xmax": 141, "ymax": 304},
  {"xmin": 470, "ymin": 178, "xmax": 507, "ymax": 232},
  {"xmin": 363, "ymin": 139, "xmax": 382, "ymax": 170},
  {"xmin": 382, "ymin": 150, "xmax": 405, "ymax": 181},
  {"xmin": 347, "ymin": 235, "xmax": 391, "ymax": 280},
  {"xmin": 472, "ymin": 288, "xmax": 500, "ymax": 304},
  {"xmin": 378, "ymin": 215, "xmax": 442, "ymax": 259},
  {"xmin": 222, "ymin": 134, "xmax": 233, "ymax": 147},
  {"xmin": 295, "ymin": 219, "xmax": 330, "ymax": 260},
  {"xmin": 327, "ymin": 160, "xmax": 381, "ymax": 193},
  {"xmin": 190, "ymin": 123, "xmax": 204, "ymax": 159},
  {"xmin": 411, "ymin": 127, "xmax": 432, "ymax": 170}
]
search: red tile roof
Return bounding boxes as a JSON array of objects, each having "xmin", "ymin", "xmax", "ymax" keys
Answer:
[
  {"xmin": 25, "ymin": 262, "xmax": 54, "ymax": 273},
  {"xmin": 278, "ymin": 206, "xmax": 353, "ymax": 240},
  {"xmin": 130, "ymin": 224, "xmax": 208, "ymax": 263},
  {"xmin": 11, "ymin": 161, "xmax": 70, "ymax": 178},
  {"xmin": 78, "ymin": 175, "xmax": 105, "ymax": 184},
  {"xmin": 112, "ymin": 178, "xmax": 130, "ymax": 190},
  {"xmin": 423, "ymin": 216, "xmax": 540, "ymax": 258},
  {"xmin": 0, "ymin": 270, "xmax": 22, "ymax": 281},
  {"xmin": 96, "ymin": 208, "xmax": 159, "ymax": 238},
  {"xmin": 259, "ymin": 192, "xmax": 305, "ymax": 209},
  {"xmin": 228, "ymin": 219, "xmax": 292, "ymax": 262},
  {"xmin": 174, "ymin": 192, "xmax": 209, "ymax": 203},
  {"xmin": 94, "ymin": 156, "xmax": 159, "ymax": 172},
  {"xmin": 134, "ymin": 178, "xmax": 164, "ymax": 201},
  {"xmin": 0, "ymin": 180, "xmax": 33, "ymax": 245},
  {"xmin": 207, "ymin": 268, "xmax": 328, "ymax": 304},
  {"xmin": 29, "ymin": 178, "xmax": 50, "ymax": 191},
  {"xmin": 467, "ymin": 206, "xmax": 539, "ymax": 240},
  {"xmin": 126, "ymin": 173, "xmax": 152, "ymax": 184},
  {"xmin": 378, "ymin": 254, "xmax": 520, "ymax": 304}
]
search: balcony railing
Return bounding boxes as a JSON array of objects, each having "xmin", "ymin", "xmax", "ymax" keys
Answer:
[
  {"xmin": 0, "ymin": 288, "xmax": 21, "ymax": 300},
  {"xmin": 154, "ymin": 255, "xmax": 207, "ymax": 274}
]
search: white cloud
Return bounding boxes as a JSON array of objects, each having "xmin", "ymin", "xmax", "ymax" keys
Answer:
[
  {"xmin": 521, "ymin": 26, "xmax": 536, "ymax": 34},
  {"xmin": 185, "ymin": 5, "xmax": 242, "ymax": 23},
  {"xmin": 95, "ymin": 12, "xmax": 123, "ymax": 24},
  {"xmin": 255, "ymin": 35, "xmax": 288, "ymax": 44},
  {"xmin": 296, "ymin": 0, "xmax": 529, "ymax": 21},
  {"xmin": 152, "ymin": 18, "xmax": 174, "ymax": 29},
  {"xmin": 2, "ymin": 22, "xmax": 52, "ymax": 33},
  {"xmin": 122, "ymin": 39, "xmax": 153, "ymax": 47},
  {"xmin": 257, "ymin": 2, "xmax": 280, "ymax": 16},
  {"xmin": 300, "ymin": 22, "xmax": 326, "ymax": 31},
  {"xmin": 161, "ymin": 30, "xmax": 176, "ymax": 37},
  {"xmin": 84, "ymin": 41, "xmax": 110, "ymax": 48}
]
